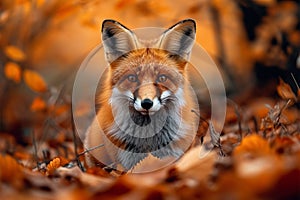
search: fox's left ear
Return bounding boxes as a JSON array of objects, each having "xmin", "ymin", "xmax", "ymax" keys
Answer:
[{"xmin": 158, "ymin": 19, "xmax": 196, "ymax": 60}]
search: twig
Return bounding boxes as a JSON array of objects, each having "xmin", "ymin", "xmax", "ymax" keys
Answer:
[
  {"xmin": 251, "ymin": 115, "xmax": 259, "ymax": 133},
  {"xmin": 77, "ymin": 144, "xmax": 105, "ymax": 157},
  {"xmin": 71, "ymin": 104, "xmax": 85, "ymax": 172},
  {"xmin": 291, "ymin": 73, "xmax": 299, "ymax": 90},
  {"xmin": 227, "ymin": 99, "xmax": 243, "ymax": 141},
  {"xmin": 32, "ymin": 130, "xmax": 40, "ymax": 169}
]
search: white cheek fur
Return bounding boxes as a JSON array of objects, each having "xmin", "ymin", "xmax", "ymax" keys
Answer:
[
  {"xmin": 174, "ymin": 88, "xmax": 185, "ymax": 107},
  {"xmin": 134, "ymin": 98, "xmax": 142, "ymax": 111},
  {"xmin": 160, "ymin": 90, "xmax": 171, "ymax": 99}
]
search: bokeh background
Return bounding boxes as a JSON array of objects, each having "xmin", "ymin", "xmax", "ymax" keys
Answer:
[{"xmin": 0, "ymin": 0, "xmax": 299, "ymax": 142}]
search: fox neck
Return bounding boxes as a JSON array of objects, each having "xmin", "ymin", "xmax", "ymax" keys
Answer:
[{"xmin": 107, "ymin": 87, "xmax": 185, "ymax": 153}]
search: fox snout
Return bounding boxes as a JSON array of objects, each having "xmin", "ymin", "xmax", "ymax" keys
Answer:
[
  {"xmin": 133, "ymin": 84, "xmax": 163, "ymax": 115},
  {"xmin": 141, "ymin": 99, "xmax": 153, "ymax": 110}
]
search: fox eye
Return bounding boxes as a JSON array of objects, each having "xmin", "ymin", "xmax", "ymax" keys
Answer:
[
  {"xmin": 157, "ymin": 75, "xmax": 167, "ymax": 82},
  {"xmin": 127, "ymin": 74, "xmax": 138, "ymax": 82}
]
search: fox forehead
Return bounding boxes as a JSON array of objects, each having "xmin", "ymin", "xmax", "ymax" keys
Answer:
[{"xmin": 110, "ymin": 48, "xmax": 186, "ymax": 84}]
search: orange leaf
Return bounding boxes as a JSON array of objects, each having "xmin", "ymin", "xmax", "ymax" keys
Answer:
[
  {"xmin": 0, "ymin": 154, "xmax": 23, "ymax": 187},
  {"xmin": 233, "ymin": 134, "xmax": 274, "ymax": 158},
  {"xmin": 277, "ymin": 78, "xmax": 297, "ymax": 101},
  {"xmin": 30, "ymin": 97, "xmax": 47, "ymax": 112},
  {"xmin": 4, "ymin": 45, "xmax": 26, "ymax": 61},
  {"xmin": 46, "ymin": 157, "xmax": 62, "ymax": 175},
  {"xmin": 46, "ymin": 157, "xmax": 69, "ymax": 176},
  {"xmin": 57, "ymin": 156, "xmax": 69, "ymax": 166},
  {"xmin": 4, "ymin": 62, "xmax": 22, "ymax": 83},
  {"xmin": 23, "ymin": 70, "xmax": 48, "ymax": 92}
]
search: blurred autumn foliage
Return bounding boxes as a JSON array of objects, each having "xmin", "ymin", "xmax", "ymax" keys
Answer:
[{"xmin": 0, "ymin": 0, "xmax": 300, "ymax": 199}]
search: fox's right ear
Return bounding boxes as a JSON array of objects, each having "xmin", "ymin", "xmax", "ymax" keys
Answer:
[{"xmin": 101, "ymin": 20, "xmax": 138, "ymax": 63}]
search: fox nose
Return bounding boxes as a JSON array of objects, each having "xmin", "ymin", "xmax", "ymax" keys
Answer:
[{"xmin": 141, "ymin": 98, "xmax": 153, "ymax": 110}]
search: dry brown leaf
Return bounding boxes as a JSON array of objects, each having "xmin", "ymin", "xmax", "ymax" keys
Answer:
[
  {"xmin": 271, "ymin": 136, "xmax": 300, "ymax": 154},
  {"xmin": 233, "ymin": 137, "xmax": 283, "ymax": 193},
  {"xmin": 233, "ymin": 134, "xmax": 274, "ymax": 158},
  {"xmin": 277, "ymin": 78, "xmax": 297, "ymax": 101},
  {"xmin": 30, "ymin": 97, "xmax": 47, "ymax": 112},
  {"xmin": 14, "ymin": 151, "xmax": 32, "ymax": 161},
  {"xmin": 23, "ymin": 69, "xmax": 48, "ymax": 92},
  {"xmin": 175, "ymin": 146, "xmax": 216, "ymax": 181},
  {"xmin": 235, "ymin": 156, "xmax": 283, "ymax": 194},
  {"xmin": 57, "ymin": 156, "xmax": 69, "ymax": 166},
  {"xmin": 86, "ymin": 167, "xmax": 111, "ymax": 178},
  {"xmin": 4, "ymin": 45, "xmax": 26, "ymax": 62},
  {"xmin": 4, "ymin": 62, "xmax": 22, "ymax": 83},
  {"xmin": 56, "ymin": 166, "xmax": 113, "ymax": 188},
  {"xmin": 0, "ymin": 154, "xmax": 24, "ymax": 188}
]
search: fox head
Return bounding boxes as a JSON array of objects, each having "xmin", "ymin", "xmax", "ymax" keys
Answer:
[{"xmin": 101, "ymin": 19, "xmax": 196, "ymax": 120}]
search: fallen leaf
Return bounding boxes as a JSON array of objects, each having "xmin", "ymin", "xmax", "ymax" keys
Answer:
[
  {"xmin": 277, "ymin": 78, "xmax": 297, "ymax": 101},
  {"xmin": 235, "ymin": 156, "xmax": 283, "ymax": 193},
  {"xmin": 86, "ymin": 167, "xmax": 111, "ymax": 178},
  {"xmin": 14, "ymin": 151, "xmax": 32, "ymax": 161},
  {"xmin": 56, "ymin": 166, "xmax": 113, "ymax": 188},
  {"xmin": 23, "ymin": 69, "xmax": 48, "ymax": 92},
  {"xmin": 233, "ymin": 134, "xmax": 274, "ymax": 158},
  {"xmin": 46, "ymin": 157, "xmax": 62, "ymax": 175},
  {"xmin": 4, "ymin": 62, "xmax": 22, "ymax": 83},
  {"xmin": 0, "ymin": 154, "xmax": 24, "ymax": 188},
  {"xmin": 46, "ymin": 156, "xmax": 70, "ymax": 176},
  {"xmin": 30, "ymin": 97, "xmax": 47, "ymax": 112},
  {"xmin": 271, "ymin": 136, "xmax": 300, "ymax": 154},
  {"xmin": 175, "ymin": 146, "xmax": 216, "ymax": 181},
  {"xmin": 4, "ymin": 45, "xmax": 26, "ymax": 62}
]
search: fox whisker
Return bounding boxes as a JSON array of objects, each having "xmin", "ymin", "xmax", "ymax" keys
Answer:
[{"xmin": 161, "ymin": 96, "xmax": 177, "ymax": 104}]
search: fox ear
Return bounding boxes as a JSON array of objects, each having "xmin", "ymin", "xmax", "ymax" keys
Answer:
[
  {"xmin": 158, "ymin": 19, "xmax": 196, "ymax": 60},
  {"xmin": 101, "ymin": 20, "xmax": 138, "ymax": 63}
]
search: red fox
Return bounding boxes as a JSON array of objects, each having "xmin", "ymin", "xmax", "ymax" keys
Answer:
[{"xmin": 84, "ymin": 19, "xmax": 199, "ymax": 172}]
